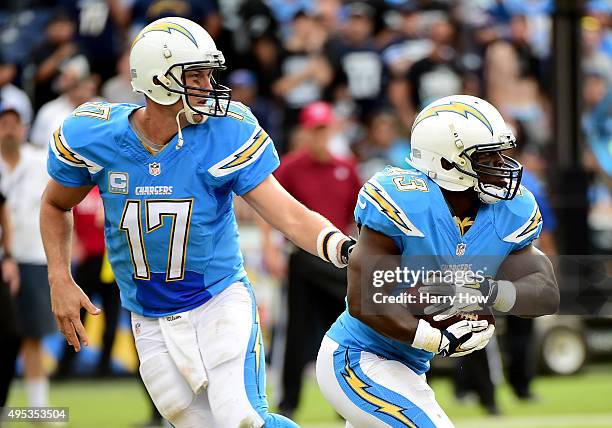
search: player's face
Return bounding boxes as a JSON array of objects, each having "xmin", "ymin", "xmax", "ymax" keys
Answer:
[
  {"xmin": 183, "ymin": 68, "xmax": 214, "ymax": 107},
  {"xmin": 471, "ymin": 150, "xmax": 506, "ymax": 187}
]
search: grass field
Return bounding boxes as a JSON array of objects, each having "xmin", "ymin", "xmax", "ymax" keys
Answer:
[{"xmin": 5, "ymin": 364, "xmax": 612, "ymax": 428}]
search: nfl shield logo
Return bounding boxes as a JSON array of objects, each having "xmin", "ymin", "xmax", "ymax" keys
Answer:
[
  {"xmin": 149, "ymin": 162, "xmax": 161, "ymax": 176},
  {"xmin": 456, "ymin": 243, "xmax": 467, "ymax": 256}
]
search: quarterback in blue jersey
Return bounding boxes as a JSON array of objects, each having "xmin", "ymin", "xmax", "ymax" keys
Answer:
[
  {"xmin": 316, "ymin": 95, "xmax": 559, "ymax": 427},
  {"xmin": 40, "ymin": 17, "xmax": 355, "ymax": 428}
]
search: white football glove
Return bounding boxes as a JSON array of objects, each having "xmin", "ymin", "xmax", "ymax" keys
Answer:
[
  {"xmin": 412, "ymin": 318, "xmax": 495, "ymax": 357},
  {"xmin": 419, "ymin": 278, "xmax": 516, "ymax": 321}
]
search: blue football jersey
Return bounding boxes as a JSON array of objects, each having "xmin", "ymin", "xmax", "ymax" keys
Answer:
[
  {"xmin": 327, "ymin": 166, "xmax": 543, "ymax": 374},
  {"xmin": 48, "ymin": 101, "xmax": 279, "ymax": 317}
]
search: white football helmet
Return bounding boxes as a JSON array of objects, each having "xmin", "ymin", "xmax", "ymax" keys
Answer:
[
  {"xmin": 409, "ymin": 95, "xmax": 522, "ymax": 204},
  {"xmin": 130, "ymin": 16, "xmax": 231, "ymax": 123}
]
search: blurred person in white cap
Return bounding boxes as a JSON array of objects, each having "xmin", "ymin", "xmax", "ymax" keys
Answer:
[{"xmin": 0, "ymin": 106, "xmax": 54, "ymax": 408}]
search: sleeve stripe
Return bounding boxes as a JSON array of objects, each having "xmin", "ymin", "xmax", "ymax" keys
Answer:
[
  {"xmin": 50, "ymin": 127, "xmax": 103, "ymax": 174},
  {"xmin": 208, "ymin": 126, "xmax": 272, "ymax": 177},
  {"xmin": 52, "ymin": 128, "xmax": 85, "ymax": 166}
]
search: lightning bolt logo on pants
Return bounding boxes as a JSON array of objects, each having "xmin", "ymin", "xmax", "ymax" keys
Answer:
[{"xmin": 341, "ymin": 350, "xmax": 416, "ymax": 427}]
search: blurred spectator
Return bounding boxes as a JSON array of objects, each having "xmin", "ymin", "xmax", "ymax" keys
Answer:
[
  {"xmin": 30, "ymin": 60, "xmax": 100, "ymax": 148},
  {"xmin": 60, "ymin": 0, "xmax": 130, "ymax": 82},
  {"xmin": 235, "ymin": 0, "xmax": 278, "ymax": 68},
  {"xmin": 454, "ymin": 348, "xmax": 500, "ymax": 415},
  {"xmin": 0, "ymin": 184, "xmax": 20, "ymax": 408},
  {"xmin": 508, "ymin": 119, "xmax": 557, "ymax": 402},
  {"xmin": 228, "ymin": 69, "xmax": 281, "ymax": 145},
  {"xmin": 245, "ymin": 33, "xmax": 281, "ymax": 101},
  {"xmin": 507, "ymin": 14, "xmax": 542, "ymax": 82},
  {"xmin": 272, "ymin": 10, "xmax": 333, "ymax": 150},
  {"xmin": 382, "ymin": 3, "xmax": 433, "ymax": 78},
  {"xmin": 325, "ymin": 1, "xmax": 385, "ymax": 118},
  {"xmin": 582, "ymin": 15, "xmax": 612, "ymax": 79},
  {"xmin": 55, "ymin": 188, "xmax": 120, "ymax": 379},
  {"xmin": 267, "ymin": 0, "xmax": 313, "ymax": 37},
  {"xmin": 24, "ymin": 9, "xmax": 85, "ymax": 111},
  {"xmin": 312, "ymin": 0, "xmax": 343, "ymax": 38},
  {"xmin": 264, "ymin": 102, "xmax": 360, "ymax": 418},
  {"xmin": 352, "ymin": 108, "xmax": 410, "ymax": 181},
  {"xmin": 485, "ymin": 40, "xmax": 550, "ymax": 146},
  {"xmin": 406, "ymin": 13, "xmax": 463, "ymax": 110},
  {"xmin": 129, "ymin": 0, "xmax": 219, "ymax": 40},
  {"xmin": 101, "ymin": 49, "xmax": 145, "ymax": 105},
  {"xmin": 0, "ymin": 53, "xmax": 33, "ymax": 127},
  {"xmin": 0, "ymin": 108, "xmax": 54, "ymax": 408},
  {"xmin": 582, "ymin": 71, "xmax": 612, "ymax": 252}
]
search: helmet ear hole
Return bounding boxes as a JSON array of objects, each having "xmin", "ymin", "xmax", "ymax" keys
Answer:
[
  {"xmin": 440, "ymin": 158, "xmax": 454, "ymax": 170},
  {"xmin": 152, "ymin": 76, "xmax": 162, "ymax": 86}
]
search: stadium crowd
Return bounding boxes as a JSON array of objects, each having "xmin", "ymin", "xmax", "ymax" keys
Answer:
[{"xmin": 0, "ymin": 0, "xmax": 609, "ymax": 425}]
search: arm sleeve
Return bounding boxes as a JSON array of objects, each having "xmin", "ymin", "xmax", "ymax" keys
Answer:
[{"xmin": 47, "ymin": 124, "xmax": 96, "ymax": 187}]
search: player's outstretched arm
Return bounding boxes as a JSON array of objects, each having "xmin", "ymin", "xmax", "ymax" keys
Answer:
[
  {"xmin": 242, "ymin": 176, "xmax": 354, "ymax": 267},
  {"xmin": 40, "ymin": 179, "xmax": 100, "ymax": 352}
]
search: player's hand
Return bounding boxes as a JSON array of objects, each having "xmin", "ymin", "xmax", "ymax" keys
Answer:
[
  {"xmin": 2, "ymin": 258, "xmax": 20, "ymax": 296},
  {"xmin": 49, "ymin": 276, "xmax": 100, "ymax": 352},
  {"xmin": 419, "ymin": 277, "xmax": 499, "ymax": 321},
  {"xmin": 339, "ymin": 236, "xmax": 357, "ymax": 265},
  {"xmin": 412, "ymin": 318, "xmax": 495, "ymax": 357},
  {"xmin": 438, "ymin": 320, "xmax": 495, "ymax": 357},
  {"xmin": 262, "ymin": 244, "xmax": 286, "ymax": 279}
]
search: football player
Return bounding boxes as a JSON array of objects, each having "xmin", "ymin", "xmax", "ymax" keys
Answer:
[
  {"xmin": 40, "ymin": 17, "xmax": 354, "ymax": 428},
  {"xmin": 316, "ymin": 95, "xmax": 559, "ymax": 427}
]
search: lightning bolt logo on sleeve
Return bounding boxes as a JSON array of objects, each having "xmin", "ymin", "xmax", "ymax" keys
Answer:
[
  {"xmin": 208, "ymin": 127, "xmax": 272, "ymax": 177},
  {"xmin": 361, "ymin": 179, "xmax": 424, "ymax": 237},
  {"xmin": 503, "ymin": 203, "xmax": 543, "ymax": 243},
  {"xmin": 412, "ymin": 101, "xmax": 493, "ymax": 135},
  {"xmin": 341, "ymin": 351, "xmax": 417, "ymax": 427},
  {"xmin": 50, "ymin": 127, "xmax": 103, "ymax": 174}
]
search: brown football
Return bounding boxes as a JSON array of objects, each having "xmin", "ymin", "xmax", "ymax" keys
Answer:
[{"xmin": 403, "ymin": 285, "xmax": 496, "ymax": 330}]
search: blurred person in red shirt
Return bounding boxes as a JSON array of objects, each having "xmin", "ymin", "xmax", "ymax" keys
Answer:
[
  {"xmin": 262, "ymin": 101, "xmax": 361, "ymax": 418},
  {"xmin": 55, "ymin": 187, "xmax": 120, "ymax": 378}
]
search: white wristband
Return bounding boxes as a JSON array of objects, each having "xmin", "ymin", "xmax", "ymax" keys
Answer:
[
  {"xmin": 412, "ymin": 319, "xmax": 442, "ymax": 354},
  {"xmin": 316, "ymin": 227, "xmax": 349, "ymax": 268},
  {"xmin": 492, "ymin": 280, "xmax": 516, "ymax": 313}
]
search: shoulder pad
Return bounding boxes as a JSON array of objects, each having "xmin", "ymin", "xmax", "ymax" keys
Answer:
[
  {"xmin": 494, "ymin": 185, "xmax": 543, "ymax": 245},
  {"xmin": 51, "ymin": 102, "xmax": 131, "ymax": 174},
  {"xmin": 207, "ymin": 102, "xmax": 274, "ymax": 177},
  {"xmin": 226, "ymin": 101, "xmax": 257, "ymax": 123},
  {"xmin": 356, "ymin": 166, "xmax": 431, "ymax": 237}
]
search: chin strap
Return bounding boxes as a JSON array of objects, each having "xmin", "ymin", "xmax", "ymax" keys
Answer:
[
  {"xmin": 175, "ymin": 109, "xmax": 185, "ymax": 150},
  {"xmin": 174, "ymin": 107, "xmax": 208, "ymax": 150},
  {"xmin": 181, "ymin": 95, "xmax": 208, "ymax": 125}
]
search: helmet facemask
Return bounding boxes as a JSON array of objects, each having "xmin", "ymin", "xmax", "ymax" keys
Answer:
[
  {"xmin": 452, "ymin": 139, "xmax": 523, "ymax": 204},
  {"xmin": 157, "ymin": 60, "xmax": 231, "ymax": 122}
]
